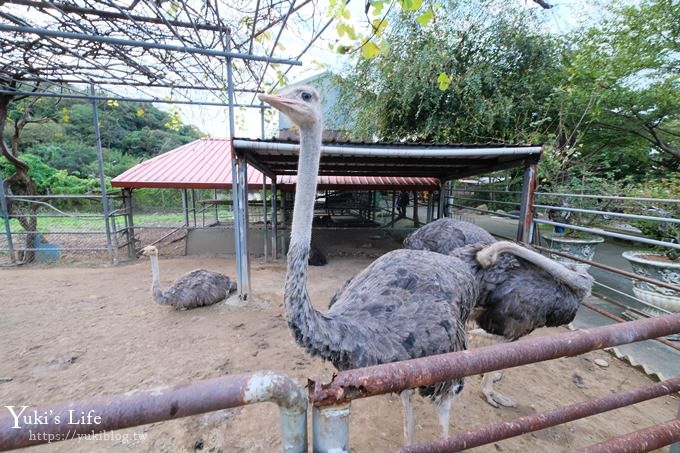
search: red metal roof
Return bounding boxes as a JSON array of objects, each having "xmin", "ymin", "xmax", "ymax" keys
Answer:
[
  {"xmin": 112, "ymin": 138, "xmax": 265, "ymax": 190},
  {"xmin": 112, "ymin": 138, "xmax": 439, "ymax": 191}
]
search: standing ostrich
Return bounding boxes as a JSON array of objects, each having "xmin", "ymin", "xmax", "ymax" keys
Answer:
[
  {"xmin": 403, "ymin": 217, "xmax": 594, "ymax": 407},
  {"xmin": 403, "ymin": 217, "xmax": 496, "ymax": 253},
  {"xmin": 140, "ymin": 245, "xmax": 236, "ymax": 310},
  {"xmin": 259, "ymin": 86, "xmax": 592, "ymax": 444}
]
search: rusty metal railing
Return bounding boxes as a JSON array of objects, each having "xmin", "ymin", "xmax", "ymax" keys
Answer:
[
  {"xmin": 0, "ymin": 371, "xmax": 307, "ymax": 452},
  {"xmin": 574, "ymin": 418, "xmax": 680, "ymax": 453},
  {"xmin": 309, "ymin": 314, "xmax": 680, "ymax": 406},
  {"xmin": 308, "ymin": 313, "xmax": 680, "ymax": 451},
  {"xmin": 396, "ymin": 377, "xmax": 680, "ymax": 452}
]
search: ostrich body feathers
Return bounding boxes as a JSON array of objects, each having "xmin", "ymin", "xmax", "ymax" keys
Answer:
[
  {"xmin": 153, "ymin": 269, "xmax": 236, "ymax": 310},
  {"xmin": 403, "ymin": 218, "xmax": 591, "ymax": 340}
]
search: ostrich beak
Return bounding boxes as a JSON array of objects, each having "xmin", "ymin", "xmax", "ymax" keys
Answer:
[{"xmin": 258, "ymin": 93, "xmax": 301, "ymax": 117}]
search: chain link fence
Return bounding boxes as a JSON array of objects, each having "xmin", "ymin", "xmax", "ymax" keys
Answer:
[{"xmin": 0, "ymin": 194, "xmax": 126, "ymax": 265}]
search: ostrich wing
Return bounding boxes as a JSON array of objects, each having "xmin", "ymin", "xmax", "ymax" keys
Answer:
[
  {"xmin": 474, "ymin": 255, "xmax": 583, "ymax": 340},
  {"xmin": 330, "ymin": 219, "xmax": 493, "ymax": 309},
  {"xmin": 324, "ymin": 249, "xmax": 477, "ymax": 371},
  {"xmin": 403, "ymin": 218, "xmax": 495, "ymax": 255},
  {"xmin": 163, "ymin": 269, "xmax": 233, "ymax": 309}
]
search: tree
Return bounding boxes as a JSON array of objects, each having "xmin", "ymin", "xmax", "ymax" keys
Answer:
[
  {"xmin": 560, "ymin": 0, "xmax": 679, "ymax": 170},
  {"xmin": 335, "ymin": 0, "xmax": 565, "ymax": 144}
]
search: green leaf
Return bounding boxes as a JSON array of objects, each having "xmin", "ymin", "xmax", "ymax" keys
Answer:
[
  {"xmin": 416, "ymin": 8, "xmax": 434, "ymax": 27},
  {"xmin": 437, "ymin": 72, "xmax": 450, "ymax": 91},
  {"xmin": 372, "ymin": 18, "xmax": 388, "ymax": 36},
  {"xmin": 361, "ymin": 41, "xmax": 381, "ymax": 59},
  {"xmin": 401, "ymin": 0, "xmax": 423, "ymax": 12},
  {"xmin": 370, "ymin": 0, "xmax": 385, "ymax": 15}
]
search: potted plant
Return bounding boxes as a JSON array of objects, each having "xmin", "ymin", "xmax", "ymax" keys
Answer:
[
  {"xmin": 539, "ymin": 176, "xmax": 614, "ymax": 270},
  {"xmin": 621, "ymin": 177, "xmax": 680, "ymax": 312}
]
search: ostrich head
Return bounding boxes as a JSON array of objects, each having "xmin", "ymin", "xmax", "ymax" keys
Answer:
[
  {"xmin": 140, "ymin": 245, "xmax": 159, "ymax": 257},
  {"xmin": 258, "ymin": 85, "xmax": 322, "ymax": 128}
]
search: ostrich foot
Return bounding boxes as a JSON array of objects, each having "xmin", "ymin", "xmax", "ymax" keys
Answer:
[
  {"xmin": 482, "ymin": 373, "xmax": 516, "ymax": 408},
  {"xmin": 483, "ymin": 389, "xmax": 517, "ymax": 408},
  {"xmin": 400, "ymin": 389, "xmax": 415, "ymax": 445}
]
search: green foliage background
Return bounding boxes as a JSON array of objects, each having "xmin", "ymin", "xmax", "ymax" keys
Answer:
[{"xmin": 2, "ymin": 93, "xmax": 201, "ymax": 205}]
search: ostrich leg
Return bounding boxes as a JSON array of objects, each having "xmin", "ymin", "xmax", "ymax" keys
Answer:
[
  {"xmin": 468, "ymin": 328, "xmax": 516, "ymax": 408},
  {"xmin": 436, "ymin": 391, "xmax": 454, "ymax": 439},
  {"xmin": 481, "ymin": 372, "xmax": 516, "ymax": 408},
  {"xmin": 400, "ymin": 389, "xmax": 415, "ymax": 445}
]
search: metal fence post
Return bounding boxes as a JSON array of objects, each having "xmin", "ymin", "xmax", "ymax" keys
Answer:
[
  {"xmin": 123, "ymin": 188, "xmax": 136, "ymax": 259},
  {"xmin": 263, "ymin": 177, "xmax": 269, "ymax": 260},
  {"xmin": 272, "ymin": 179, "xmax": 278, "ymax": 260},
  {"xmin": 90, "ymin": 83, "xmax": 114, "ymax": 263},
  {"xmin": 312, "ymin": 403, "xmax": 350, "ymax": 453},
  {"xmin": 0, "ymin": 180, "xmax": 15, "ymax": 263},
  {"xmin": 517, "ymin": 162, "xmax": 538, "ymax": 243},
  {"xmin": 672, "ymin": 404, "xmax": 680, "ymax": 453}
]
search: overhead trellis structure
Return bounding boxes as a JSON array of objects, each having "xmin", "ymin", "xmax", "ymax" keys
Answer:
[{"xmin": 0, "ymin": 0, "xmax": 334, "ymax": 299}]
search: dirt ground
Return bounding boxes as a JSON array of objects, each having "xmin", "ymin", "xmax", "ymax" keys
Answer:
[{"xmin": 1, "ymin": 252, "xmax": 678, "ymax": 453}]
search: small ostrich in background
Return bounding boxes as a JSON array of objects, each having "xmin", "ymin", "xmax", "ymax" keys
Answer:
[
  {"xmin": 259, "ymin": 85, "xmax": 593, "ymax": 445},
  {"xmin": 403, "ymin": 217, "xmax": 594, "ymax": 407},
  {"xmin": 140, "ymin": 245, "xmax": 236, "ymax": 310}
]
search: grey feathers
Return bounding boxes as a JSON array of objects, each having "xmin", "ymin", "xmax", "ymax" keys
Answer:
[
  {"xmin": 403, "ymin": 218, "xmax": 495, "ymax": 254},
  {"xmin": 403, "ymin": 218, "xmax": 591, "ymax": 340},
  {"xmin": 154, "ymin": 269, "xmax": 236, "ymax": 310}
]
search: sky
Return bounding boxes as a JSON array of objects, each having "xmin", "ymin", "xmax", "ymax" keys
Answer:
[{"xmin": 176, "ymin": 0, "xmax": 607, "ymax": 139}]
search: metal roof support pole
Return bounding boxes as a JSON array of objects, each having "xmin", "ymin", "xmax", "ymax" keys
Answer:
[
  {"xmin": 90, "ymin": 84, "xmax": 114, "ymax": 263},
  {"xmin": 426, "ymin": 192, "xmax": 433, "ymax": 223},
  {"xmin": 0, "ymin": 178, "xmax": 15, "ymax": 263},
  {"xmin": 517, "ymin": 163, "xmax": 537, "ymax": 243},
  {"xmin": 191, "ymin": 189, "xmax": 197, "ymax": 227},
  {"xmin": 412, "ymin": 191, "xmax": 419, "ymax": 227},
  {"xmin": 182, "ymin": 189, "xmax": 189, "ymax": 227},
  {"xmin": 271, "ymin": 180, "xmax": 278, "ymax": 260},
  {"xmin": 236, "ymin": 157, "xmax": 251, "ymax": 298},
  {"xmin": 123, "ymin": 188, "xmax": 136, "ymax": 259},
  {"xmin": 391, "ymin": 191, "xmax": 396, "ymax": 227},
  {"xmin": 312, "ymin": 403, "xmax": 350, "ymax": 453},
  {"xmin": 263, "ymin": 177, "xmax": 269, "ymax": 261},
  {"xmin": 214, "ymin": 189, "xmax": 219, "ymax": 223},
  {"xmin": 224, "ymin": 38, "xmax": 250, "ymax": 300},
  {"xmin": 437, "ymin": 182, "xmax": 447, "ymax": 218}
]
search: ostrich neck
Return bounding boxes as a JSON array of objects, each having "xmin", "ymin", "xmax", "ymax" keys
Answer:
[
  {"xmin": 290, "ymin": 124, "xmax": 323, "ymax": 247},
  {"xmin": 149, "ymin": 254, "xmax": 166, "ymax": 304},
  {"xmin": 284, "ymin": 122, "xmax": 326, "ymax": 340}
]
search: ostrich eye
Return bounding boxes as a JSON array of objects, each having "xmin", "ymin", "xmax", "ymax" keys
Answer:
[{"xmin": 301, "ymin": 92, "xmax": 312, "ymax": 101}]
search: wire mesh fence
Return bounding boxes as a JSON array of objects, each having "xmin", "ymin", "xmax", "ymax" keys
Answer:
[
  {"xmin": 0, "ymin": 194, "xmax": 125, "ymax": 265},
  {"xmin": 443, "ymin": 178, "xmax": 680, "ymax": 329}
]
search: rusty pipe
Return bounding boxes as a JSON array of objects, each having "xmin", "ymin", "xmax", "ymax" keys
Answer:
[
  {"xmin": 533, "ymin": 244, "xmax": 680, "ymax": 293},
  {"xmin": 572, "ymin": 418, "xmax": 680, "ymax": 453},
  {"xmin": 581, "ymin": 301, "xmax": 680, "ymax": 353},
  {"xmin": 0, "ymin": 371, "xmax": 307, "ymax": 452},
  {"xmin": 396, "ymin": 376, "xmax": 680, "ymax": 452},
  {"xmin": 309, "ymin": 313, "xmax": 680, "ymax": 406}
]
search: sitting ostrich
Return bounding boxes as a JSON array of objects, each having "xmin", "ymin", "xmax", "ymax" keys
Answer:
[
  {"xmin": 403, "ymin": 217, "xmax": 594, "ymax": 407},
  {"xmin": 140, "ymin": 245, "xmax": 236, "ymax": 310},
  {"xmin": 259, "ymin": 86, "xmax": 593, "ymax": 444}
]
